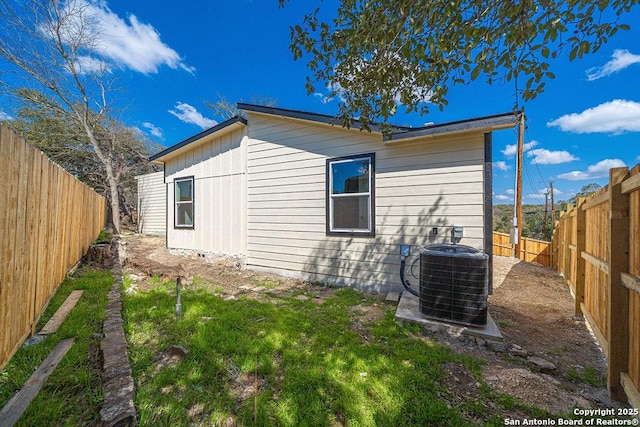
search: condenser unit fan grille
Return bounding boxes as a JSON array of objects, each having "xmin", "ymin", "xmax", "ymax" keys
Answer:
[{"xmin": 419, "ymin": 245, "xmax": 488, "ymax": 327}]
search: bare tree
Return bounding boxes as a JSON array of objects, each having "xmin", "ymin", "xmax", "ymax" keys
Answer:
[{"xmin": 0, "ymin": 0, "xmax": 129, "ymax": 233}]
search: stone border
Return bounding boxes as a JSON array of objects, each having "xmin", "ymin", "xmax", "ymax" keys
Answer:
[{"xmin": 99, "ymin": 239, "xmax": 136, "ymax": 426}]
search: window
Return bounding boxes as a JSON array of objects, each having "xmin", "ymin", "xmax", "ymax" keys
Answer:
[
  {"xmin": 326, "ymin": 153, "xmax": 375, "ymax": 236},
  {"xmin": 174, "ymin": 176, "xmax": 194, "ymax": 228}
]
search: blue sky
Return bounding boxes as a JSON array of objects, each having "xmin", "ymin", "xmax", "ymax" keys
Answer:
[{"xmin": 1, "ymin": 0, "xmax": 639, "ymax": 205}]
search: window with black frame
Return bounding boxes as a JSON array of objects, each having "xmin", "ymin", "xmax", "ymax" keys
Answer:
[
  {"xmin": 326, "ymin": 153, "xmax": 375, "ymax": 236},
  {"xmin": 174, "ymin": 176, "xmax": 194, "ymax": 228}
]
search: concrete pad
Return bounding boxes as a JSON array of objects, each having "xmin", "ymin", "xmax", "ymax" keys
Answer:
[
  {"xmin": 394, "ymin": 292, "xmax": 503, "ymax": 342},
  {"xmin": 385, "ymin": 291, "xmax": 401, "ymax": 303}
]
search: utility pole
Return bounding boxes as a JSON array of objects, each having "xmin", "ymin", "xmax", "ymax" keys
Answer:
[
  {"xmin": 550, "ymin": 180, "xmax": 555, "ymax": 230},
  {"xmin": 550, "ymin": 180, "xmax": 556, "ymax": 265},
  {"xmin": 514, "ymin": 112, "xmax": 524, "ymax": 259},
  {"xmin": 544, "ymin": 189, "xmax": 549, "ymax": 239}
]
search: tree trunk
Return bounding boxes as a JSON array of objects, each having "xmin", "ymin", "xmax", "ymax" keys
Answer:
[
  {"xmin": 106, "ymin": 165, "xmax": 121, "ymax": 235},
  {"xmin": 80, "ymin": 120, "xmax": 122, "ymax": 235}
]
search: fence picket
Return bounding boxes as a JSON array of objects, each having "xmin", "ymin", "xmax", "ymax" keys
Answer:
[
  {"xmin": 553, "ymin": 163, "xmax": 640, "ymax": 406},
  {"xmin": 0, "ymin": 125, "xmax": 106, "ymax": 371},
  {"xmin": 492, "ymin": 232, "xmax": 551, "ymax": 267}
]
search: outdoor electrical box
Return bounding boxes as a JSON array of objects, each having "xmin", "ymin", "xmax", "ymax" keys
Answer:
[
  {"xmin": 452, "ymin": 226, "xmax": 464, "ymax": 240},
  {"xmin": 400, "ymin": 245, "xmax": 411, "ymax": 257}
]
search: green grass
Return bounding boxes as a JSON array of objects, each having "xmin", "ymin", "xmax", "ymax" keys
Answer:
[
  {"xmin": 0, "ymin": 268, "xmax": 113, "ymax": 425},
  {"xmin": 255, "ymin": 279, "xmax": 281, "ymax": 289},
  {"xmin": 566, "ymin": 365, "xmax": 605, "ymax": 387},
  {"xmin": 94, "ymin": 228, "xmax": 113, "ymax": 243},
  {"xmin": 497, "ymin": 320, "xmax": 513, "ymax": 328},
  {"xmin": 123, "ymin": 284, "xmax": 551, "ymax": 426}
]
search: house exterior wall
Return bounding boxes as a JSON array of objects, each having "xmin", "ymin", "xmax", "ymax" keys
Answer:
[
  {"xmin": 164, "ymin": 127, "xmax": 247, "ymax": 255},
  {"xmin": 136, "ymin": 171, "xmax": 167, "ymax": 235},
  {"xmin": 244, "ymin": 112, "xmax": 488, "ymax": 293}
]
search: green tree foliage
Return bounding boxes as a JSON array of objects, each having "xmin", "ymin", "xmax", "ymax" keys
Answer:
[
  {"xmin": 494, "ymin": 183, "xmax": 603, "ymax": 241},
  {"xmin": 11, "ymin": 98, "xmax": 160, "ymax": 226},
  {"xmin": 493, "ymin": 204, "xmax": 551, "ymax": 241},
  {"xmin": 569, "ymin": 183, "xmax": 603, "ymax": 204},
  {"xmin": 492, "ymin": 204, "xmax": 514, "ymax": 235},
  {"xmin": 551, "ymin": 182, "xmax": 602, "ymax": 222},
  {"xmin": 206, "ymin": 93, "xmax": 278, "ymax": 120},
  {"xmin": 280, "ymin": 0, "xmax": 638, "ymax": 128}
]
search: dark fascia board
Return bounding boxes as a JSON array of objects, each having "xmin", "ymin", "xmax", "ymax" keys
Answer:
[
  {"xmin": 385, "ymin": 112, "xmax": 518, "ymax": 142},
  {"xmin": 149, "ymin": 116, "xmax": 247, "ymax": 163},
  {"xmin": 239, "ymin": 103, "xmax": 518, "ymax": 142},
  {"xmin": 237, "ymin": 103, "xmax": 412, "ymax": 134}
]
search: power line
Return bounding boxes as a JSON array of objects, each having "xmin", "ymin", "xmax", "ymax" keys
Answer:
[
  {"xmin": 524, "ymin": 160, "xmax": 544, "ymax": 204},
  {"xmin": 521, "ymin": 118, "xmax": 548, "ymax": 205},
  {"xmin": 524, "ymin": 125, "xmax": 548, "ymax": 190}
]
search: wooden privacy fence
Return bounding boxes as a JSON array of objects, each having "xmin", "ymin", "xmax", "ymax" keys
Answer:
[
  {"xmin": 552, "ymin": 164, "xmax": 640, "ymax": 407},
  {"xmin": 0, "ymin": 125, "xmax": 107, "ymax": 371},
  {"xmin": 492, "ymin": 231, "xmax": 552, "ymax": 267}
]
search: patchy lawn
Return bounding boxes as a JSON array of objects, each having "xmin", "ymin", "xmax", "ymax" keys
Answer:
[
  {"xmin": 0, "ymin": 268, "xmax": 113, "ymax": 425},
  {"xmin": 122, "ymin": 277, "xmax": 549, "ymax": 426}
]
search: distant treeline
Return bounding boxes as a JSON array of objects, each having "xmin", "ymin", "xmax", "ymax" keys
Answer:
[
  {"xmin": 493, "ymin": 204, "xmax": 553, "ymax": 241},
  {"xmin": 493, "ymin": 183, "xmax": 602, "ymax": 241}
]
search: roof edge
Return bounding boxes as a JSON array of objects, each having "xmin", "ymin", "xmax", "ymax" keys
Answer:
[
  {"xmin": 238, "ymin": 103, "xmax": 412, "ymax": 134},
  {"xmin": 386, "ymin": 112, "xmax": 518, "ymax": 142},
  {"xmin": 149, "ymin": 116, "xmax": 247, "ymax": 163}
]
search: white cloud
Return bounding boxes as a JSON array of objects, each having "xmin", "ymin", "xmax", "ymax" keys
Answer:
[
  {"xmin": 523, "ymin": 188, "xmax": 552, "ymax": 201},
  {"xmin": 0, "ymin": 110, "xmax": 13, "ymax": 121},
  {"xmin": 313, "ymin": 92, "xmax": 331, "ymax": 104},
  {"xmin": 547, "ymin": 100, "xmax": 640, "ymax": 135},
  {"xmin": 58, "ymin": 0, "xmax": 194, "ymax": 75},
  {"xmin": 506, "ymin": 189, "xmax": 515, "ymax": 195},
  {"xmin": 142, "ymin": 122, "xmax": 163, "ymax": 138},
  {"xmin": 586, "ymin": 49, "xmax": 640, "ymax": 81},
  {"xmin": 493, "ymin": 161, "xmax": 511, "ymax": 171},
  {"xmin": 392, "ymin": 87, "xmax": 432, "ymax": 106},
  {"xmin": 528, "ymin": 148, "xmax": 578, "ymax": 165},
  {"xmin": 494, "ymin": 194, "xmax": 511, "ymax": 201},
  {"xmin": 74, "ymin": 55, "xmax": 111, "ymax": 75},
  {"xmin": 169, "ymin": 102, "xmax": 217, "ymax": 129},
  {"xmin": 557, "ymin": 158, "xmax": 627, "ymax": 181},
  {"xmin": 501, "ymin": 140, "xmax": 539, "ymax": 158}
]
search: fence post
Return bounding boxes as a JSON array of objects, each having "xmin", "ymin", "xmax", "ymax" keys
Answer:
[
  {"xmin": 607, "ymin": 167, "xmax": 630, "ymax": 402},
  {"xmin": 549, "ymin": 221, "xmax": 558, "ymax": 271},
  {"xmin": 562, "ymin": 209, "xmax": 573, "ymax": 285},
  {"xmin": 574, "ymin": 198, "xmax": 586, "ymax": 316},
  {"xmin": 553, "ymin": 211, "xmax": 564, "ymax": 273}
]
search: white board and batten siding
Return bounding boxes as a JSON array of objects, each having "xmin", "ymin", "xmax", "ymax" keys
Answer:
[
  {"xmin": 136, "ymin": 171, "xmax": 167, "ymax": 235},
  {"xmin": 244, "ymin": 112, "xmax": 487, "ymax": 293},
  {"xmin": 163, "ymin": 127, "xmax": 248, "ymax": 256}
]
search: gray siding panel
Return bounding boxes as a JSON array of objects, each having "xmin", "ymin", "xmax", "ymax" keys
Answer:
[
  {"xmin": 136, "ymin": 171, "xmax": 167, "ymax": 235},
  {"xmin": 245, "ymin": 113, "xmax": 487, "ymax": 293}
]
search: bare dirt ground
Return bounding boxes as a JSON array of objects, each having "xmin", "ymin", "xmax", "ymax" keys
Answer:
[{"xmin": 120, "ymin": 234, "xmax": 621, "ymax": 416}]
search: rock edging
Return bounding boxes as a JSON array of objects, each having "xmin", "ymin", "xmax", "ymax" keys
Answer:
[{"xmin": 100, "ymin": 239, "xmax": 136, "ymax": 426}]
